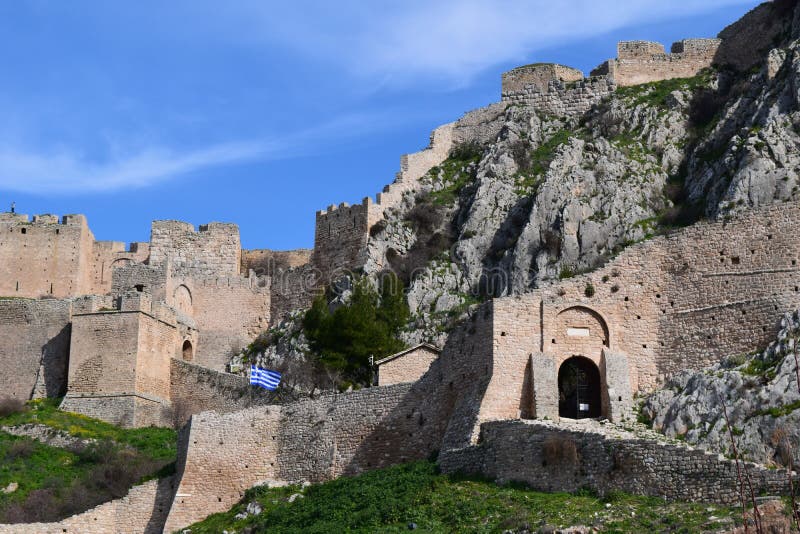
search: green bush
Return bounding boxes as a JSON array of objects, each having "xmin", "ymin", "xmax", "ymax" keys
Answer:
[{"xmin": 304, "ymin": 274, "xmax": 410, "ymax": 386}]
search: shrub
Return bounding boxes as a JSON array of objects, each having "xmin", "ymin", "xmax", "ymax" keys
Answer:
[
  {"xmin": 304, "ymin": 274, "xmax": 410, "ymax": 386},
  {"xmin": 584, "ymin": 284, "xmax": 595, "ymax": 298},
  {"xmin": 5, "ymin": 439, "xmax": 35, "ymax": 460},
  {"xmin": 0, "ymin": 396, "xmax": 27, "ymax": 417}
]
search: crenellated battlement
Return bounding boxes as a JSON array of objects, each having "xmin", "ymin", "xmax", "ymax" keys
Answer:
[
  {"xmin": 591, "ymin": 38, "xmax": 722, "ymax": 86},
  {"xmin": 0, "ymin": 212, "xmax": 89, "ymax": 227}
]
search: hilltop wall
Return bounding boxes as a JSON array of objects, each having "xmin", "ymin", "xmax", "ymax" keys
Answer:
[
  {"xmin": 593, "ymin": 39, "xmax": 721, "ymax": 87},
  {"xmin": 0, "ymin": 298, "xmax": 72, "ymax": 400},
  {"xmin": 312, "ymin": 200, "xmax": 372, "ymax": 283},
  {"xmin": 501, "ymin": 63, "xmax": 584, "ymax": 94},
  {"xmin": 502, "ymin": 75, "xmax": 615, "ymax": 118}
]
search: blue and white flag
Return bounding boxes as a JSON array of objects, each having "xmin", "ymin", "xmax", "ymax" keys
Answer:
[{"xmin": 249, "ymin": 365, "xmax": 281, "ymax": 391}]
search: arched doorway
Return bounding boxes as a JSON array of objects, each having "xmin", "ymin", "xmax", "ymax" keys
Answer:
[
  {"xmin": 558, "ymin": 356, "xmax": 601, "ymax": 419},
  {"xmin": 182, "ymin": 340, "xmax": 194, "ymax": 362}
]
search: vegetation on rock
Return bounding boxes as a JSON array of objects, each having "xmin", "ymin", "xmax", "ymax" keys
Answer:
[{"xmin": 304, "ymin": 274, "xmax": 410, "ymax": 387}]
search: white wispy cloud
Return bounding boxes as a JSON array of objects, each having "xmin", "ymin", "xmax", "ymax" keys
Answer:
[
  {"xmin": 0, "ymin": 112, "xmax": 395, "ymax": 194},
  {"xmin": 236, "ymin": 0, "xmax": 757, "ymax": 86}
]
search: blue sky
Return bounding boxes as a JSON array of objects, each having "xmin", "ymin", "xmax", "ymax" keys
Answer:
[{"xmin": 0, "ymin": 0, "xmax": 761, "ymax": 250}]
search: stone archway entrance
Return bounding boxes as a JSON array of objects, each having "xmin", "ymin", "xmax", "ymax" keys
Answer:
[{"xmin": 558, "ymin": 356, "xmax": 601, "ymax": 419}]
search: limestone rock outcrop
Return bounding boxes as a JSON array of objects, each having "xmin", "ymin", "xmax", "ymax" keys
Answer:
[{"xmin": 643, "ymin": 309, "xmax": 800, "ymax": 467}]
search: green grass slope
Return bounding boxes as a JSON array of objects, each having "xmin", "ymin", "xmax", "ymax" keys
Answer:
[
  {"xmin": 0, "ymin": 398, "xmax": 176, "ymax": 523},
  {"xmin": 186, "ymin": 461, "xmax": 742, "ymax": 533}
]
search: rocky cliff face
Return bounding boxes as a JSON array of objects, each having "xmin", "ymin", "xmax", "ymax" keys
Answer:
[
  {"xmin": 642, "ymin": 310, "xmax": 800, "ymax": 467},
  {"xmin": 359, "ymin": 0, "xmax": 800, "ymax": 343}
]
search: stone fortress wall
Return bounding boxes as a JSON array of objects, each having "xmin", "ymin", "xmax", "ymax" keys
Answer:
[
  {"xmin": 0, "ymin": 298, "xmax": 72, "ymax": 400},
  {"xmin": 592, "ymin": 39, "xmax": 722, "ymax": 86}
]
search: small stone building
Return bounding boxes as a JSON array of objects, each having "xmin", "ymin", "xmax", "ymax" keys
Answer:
[{"xmin": 375, "ymin": 343, "xmax": 441, "ymax": 386}]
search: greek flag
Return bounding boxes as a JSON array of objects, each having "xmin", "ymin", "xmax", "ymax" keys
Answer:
[{"xmin": 249, "ymin": 365, "xmax": 281, "ymax": 391}]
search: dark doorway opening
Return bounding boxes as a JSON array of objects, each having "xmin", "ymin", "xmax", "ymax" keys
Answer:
[
  {"xmin": 182, "ymin": 340, "xmax": 194, "ymax": 361},
  {"xmin": 558, "ymin": 356, "xmax": 601, "ymax": 419}
]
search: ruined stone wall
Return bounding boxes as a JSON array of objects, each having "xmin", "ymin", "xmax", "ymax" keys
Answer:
[
  {"xmin": 241, "ymin": 248, "xmax": 312, "ymax": 277},
  {"xmin": 88, "ymin": 240, "xmax": 150, "ymax": 296},
  {"xmin": 377, "ymin": 345, "xmax": 440, "ymax": 386},
  {"xmin": 0, "ymin": 477, "xmax": 175, "ymax": 534},
  {"xmin": 501, "ymin": 63, "xmax": 584, "ymax": 95},
  {"xmin": 441, "ymin": 420, "xmax": 790, "ymax": 504},
  {"xmin": 598, "ymin": 39, "xmax": 721, "ymax": 87},
  {"xmin": 0, "ymin": 214, "xmax": 95, "ymax": 298},
  {"xmin": 0, "ymin": 298, "xmax": 71, "ymax": 400},
  {"xmin": 501, "ymin": 76, "xmax": 615, "ymax": 117},
  {"xmin": 165, "ymin": 377, "xmax": 453, "ymax": 530},
  {"xmin": 149, "ymin": 220, "xmax": 241, "ymax": 276}
]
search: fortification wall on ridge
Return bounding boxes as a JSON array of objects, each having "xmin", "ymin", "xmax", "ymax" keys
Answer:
[
  {"xmin": 501, "ymin": 75, "xmax": 615, "ymax": 116},
  {"xmin": 312, "ymin": 200, "xmax": 372, "ymax": 282},
  {"xmin": 0, "ymin": 298, "xmax": 72, "ymax": 400},
  {"xmin": 0, "ymin": 477, "xmax": 175, "ymax": 534},
  {"xmin": 594, "ymin": 39, "xmax": 721, "ymax": 87},
  {"xmin": 501, "ymin": 63, "xmax": 584, "ymax": 95},
  {"xmin": 149, "ymin": 220, "xmax": 241, "ymax": 276}
]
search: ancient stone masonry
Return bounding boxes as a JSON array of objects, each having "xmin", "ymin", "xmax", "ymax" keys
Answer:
[
  {"xmin": 61, "ymin": 293, "xmax": 180, "ymax": 428},
  {"xmin": 0, "ymin": 298, "xmax": 72, "ymax": 400},
  {"xmin": 148, "ymin": 220, "xmax": 241, "ymax": 276},
  {"xmin": 439, "ymin": 420, "xmax": 791, "ymax": 505},
  {"xmin": 375, "ymin": 343, "xmax": 441, "ymax": 386},
  {"xmin": 591, "ymin": 39, "xmax": 721, "ymax": 86}
]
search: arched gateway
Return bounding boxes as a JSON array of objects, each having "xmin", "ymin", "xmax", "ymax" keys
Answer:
[{"xmin": 557, "ymin": 356, "xmax": 601, "ymax": 419}]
